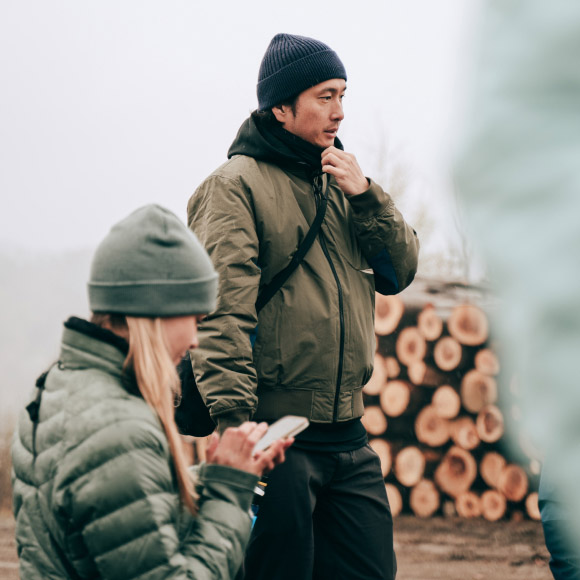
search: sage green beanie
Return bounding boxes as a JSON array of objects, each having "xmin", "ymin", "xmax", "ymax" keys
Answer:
[{"xmin": 88, "ymin": 204, "xmax": 218, "ymax": 316}]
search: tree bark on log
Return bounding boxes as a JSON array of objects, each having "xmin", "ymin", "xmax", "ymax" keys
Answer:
[
  {"xmin": 417, "ymin": 305, "xmax": 443, "ymax": 341},
  {"xmin": 480, "ymin": 451, "xmax": 507, "ymax": 489},
  {"xmin": 434, "ymin": 446, "xmax": 477, "ymax": 498},
  {"xmin": 396, "ymin": 327, "xmax": 427, "ymax": 366},
  {"xmin": 481, "ymin": 489, "xmax": 507, "ymax": 521},
  {"xmin": 375, "ymin": 294, "xmax": 404, "ymax": 336},
  {"xmin": 476, "ymin": 404, "xmax": 504, "ymax": 443},
  {"xmin": 432, "ymin": 385, "xmax": 461, "ymax": 419},
  {"xmin": 460, "ymin": 369, "xmax": 498, "ymax": 413},
  {"xmin": 415, "ymin": 405, "xmax": 450, "ymax": 447},
  {"xmin": 456, "ymin": 491, "xmax": 482, "ymax": 518},
  {"xmin": 394, "ymin": 445, "xmax": 426, "ymax": 487},
  {"xmin": 409, "ymin": 479, "xmax": 440, "ymax": 518},
  {"xmin": 447, "ymin": 303, "xmax": 489, "ymax": 346}
]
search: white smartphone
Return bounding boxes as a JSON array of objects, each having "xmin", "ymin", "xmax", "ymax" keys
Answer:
[{"xmin": 253, "ymin": 415, "xmax": 310, "ymax": 453}]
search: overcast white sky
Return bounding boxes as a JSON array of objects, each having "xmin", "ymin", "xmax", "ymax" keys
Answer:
[{"xmin": 0, "ymin": 0, "xmax": 480, "ymax": 256}]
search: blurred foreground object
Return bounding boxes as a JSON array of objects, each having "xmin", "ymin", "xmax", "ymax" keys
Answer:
[{"xmin": 454, "ymin": 0, "xmax": 580, "ymax": 576}]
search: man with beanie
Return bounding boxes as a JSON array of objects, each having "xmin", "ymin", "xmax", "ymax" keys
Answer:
[{"xmin": 188, "ymin": 33, "xmax": 419, "ymax": 580}]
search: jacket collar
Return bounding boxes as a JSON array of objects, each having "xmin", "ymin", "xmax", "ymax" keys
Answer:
[
  {"xmin": 59, "ymin": 317, "xmax": 139, "ymax": 395},
  {"xmin": 227, "ymin": 111, "xmax": 343, "ymax": 180}
]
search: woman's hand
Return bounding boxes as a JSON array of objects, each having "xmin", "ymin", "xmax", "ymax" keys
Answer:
[{"xmin": 206, "ymin": 421, "xmax": 293, "ymax": 476}]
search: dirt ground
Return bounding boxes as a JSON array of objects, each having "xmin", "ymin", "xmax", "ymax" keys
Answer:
[{"xmin": 1, "ymin": 513, "xmax": 551, "ymax": 580}]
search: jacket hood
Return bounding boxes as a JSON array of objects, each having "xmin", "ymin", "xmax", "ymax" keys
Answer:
[{"xmin": 227, "ymin": 111, "xmax": 343, "ymax": 174}]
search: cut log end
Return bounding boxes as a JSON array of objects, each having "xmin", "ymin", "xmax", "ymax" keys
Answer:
[
  {"xmin": 481, "ymin": 490, "xmax": 507, "ymax": 521},
  {"xmin": 361, "ymin": 405, "xmax": 388, "ymax": 436},
  {"xmin": 417, "ymin": 305, "xmax": 443, "ymax": 341},
  {"xmin": 448, "ymin": 303, "xmax": 489, "ymax": 346},
  {"xmin": 363, "ymin": 354, "xmax": 388, "ymax": 396},
  {"xmin": 369, "ymin": 438, "xmax": 392, "ymax": 477},
  {"xmin": 433, "ymin": 336, "xmax": 463, "ymax": 372},
  {"xmin": 380, "ymin": 380, "xmax": 411, "ymax": 417},
  {"xmin": 498, "ymin": 464, "xmax": 528, "ymax": 502},
  {"xmin": 385, "ymin": 484, "xmax": 403, "ymax": 518},
  {"xmin": 525, "ymin": 492, "xmax": 541, "ymax": 521},
  {"xmin": 375, "ymin": 294, "xmax": 405, "ymax": 336},
  {"xmin": 396, "ymin": 327, "xmax": 427, "ymax": 366},
  {"xmin": 476, "ymin": 405, "xmax": 504, "ymax": 443},
  {"xmin": 480, "ymin": 452, "xmax": 507, "ymax": 489},
  {"xmin": 474, "ymin": 348, "xmax": 500, "ymax": 376},
  {"xmin": 415, "ymin": 405, "xmax": 450, "ymax": 447},
  {"xmin": 460, "ymin": 369, "xmax": 498, "ymax": 413},
  {"xmin": 408, "ymin": 361, "xmax": 446, "ymax": 388},
  {"xmin": 450, "ymin": 417, "xmax": 480, "ymax": 451},
  {"xmin": 384, "ymin": 356, "xmax": 401, "ymax": 379},
  {"xmin": 432, "ymin": 385, "xmax": 461, "ymax": 419},
  {"xmin": 394, "ymin": 446, "xmax": 426, "ymax": 487},
  {"xmin": 434, "ymin": 446, "xmax": 477, "ymax": 498},
  {"xmin": 456, "ymin": 491, "xmax": 482, "ymax": 518},
  {"xmin": 410, "ymin": 479, "xmax": 440, "ymax": 518}
]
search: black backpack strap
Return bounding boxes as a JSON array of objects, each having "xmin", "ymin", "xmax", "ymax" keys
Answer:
[{"xmin": 255, "ymin": 181, "xmax": 328, "ymax": 313}]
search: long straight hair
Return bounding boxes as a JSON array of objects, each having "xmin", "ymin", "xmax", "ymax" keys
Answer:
[
  {"xmin": 124, "ymin": 317, "xmax": 198, "ymax": 514},
  {"xmin": 90, "ymin": 314, "xmax": 198, "ymax": 514}
]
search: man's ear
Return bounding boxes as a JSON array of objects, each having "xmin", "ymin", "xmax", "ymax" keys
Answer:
[{"xmin": 271, "ymin": 105, "xmax": 287, "ymax": 124}]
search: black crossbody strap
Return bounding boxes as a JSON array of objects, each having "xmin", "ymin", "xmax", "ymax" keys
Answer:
[{"xmin": 255, "ymin": 185, "xmax": 328, "ymax": 314}]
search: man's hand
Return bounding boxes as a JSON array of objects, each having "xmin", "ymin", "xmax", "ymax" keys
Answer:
[{"xmin": 321, "ymin": 146, "xmax": 369, "ymax": 196}]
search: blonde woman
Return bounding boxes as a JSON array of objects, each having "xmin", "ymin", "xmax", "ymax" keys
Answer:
[{"xmin": 11, "ymin": 205, "xmax": 290, "ymax": 579}]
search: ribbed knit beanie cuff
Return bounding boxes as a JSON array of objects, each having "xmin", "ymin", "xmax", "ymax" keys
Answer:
[
  {"xmin": 257, "ymin": 33, "xmax": 347, "ymax": 111},
  {"xmin": 88, "ymin": 204, "xmax": 218, "ymax": 317}
]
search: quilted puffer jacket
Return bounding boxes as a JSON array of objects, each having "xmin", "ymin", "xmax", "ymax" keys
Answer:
[{"xmin": 11, "ymin": 317, "xmax": 258, "ymax": 579}]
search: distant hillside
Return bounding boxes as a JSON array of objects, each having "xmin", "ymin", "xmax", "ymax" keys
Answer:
[{"xmin": 0, "ymin": 247, "xmax": 94, "ymax": 418}]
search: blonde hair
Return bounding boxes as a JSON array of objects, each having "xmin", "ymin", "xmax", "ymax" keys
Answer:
[{"xmin": 124, "ymin": 317, "xmax": 198, "ymax": 514}]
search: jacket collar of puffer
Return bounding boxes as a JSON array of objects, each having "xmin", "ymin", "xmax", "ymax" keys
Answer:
[{"xmin": 59, "ymin": 317, "xmax": 139, "ymax": 395}]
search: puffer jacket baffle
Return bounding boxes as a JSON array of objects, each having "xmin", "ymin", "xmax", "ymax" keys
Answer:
[{"xmin": 11, "ymin": 317, "xmax": 258, "ymax": 580}]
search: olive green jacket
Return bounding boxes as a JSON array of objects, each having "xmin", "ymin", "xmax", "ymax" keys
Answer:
[
  {"xmin": 11, "ymin": 318, "xmax": 258, "ymax": 579},
  {"xmin": 188, "ymin": 116, "xmax": 419, "ymax": 431}
]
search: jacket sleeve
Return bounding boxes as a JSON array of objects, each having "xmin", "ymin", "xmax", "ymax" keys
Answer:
[
  {"xmin": 59, "ymin": 417, "xmax": 258, "ymax": 580},
  {"xmin": 345, "ymin": 179, "xmax": 419, "ymax": 295},
  {"xmin": 187, "ymin": 173, "xmax": 261, "ymax": 431}
]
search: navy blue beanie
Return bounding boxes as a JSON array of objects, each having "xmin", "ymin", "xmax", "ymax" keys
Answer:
[{"xmin": 257, "ymin": 33, "xmax": 347, "ymax": 111}]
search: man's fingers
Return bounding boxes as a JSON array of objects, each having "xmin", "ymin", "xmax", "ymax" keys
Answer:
[{"xmin": 245, "ymin": 422, "xmax": 268, "ymax": 450}]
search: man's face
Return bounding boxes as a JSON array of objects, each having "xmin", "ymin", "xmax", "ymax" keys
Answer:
[{"xmin": 273, "ymin": 78, "xmax": 346, "ymax": 148}]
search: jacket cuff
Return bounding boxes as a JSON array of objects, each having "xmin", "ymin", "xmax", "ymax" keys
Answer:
[
  {"xmin": 198, "ymin": 463, "xmax": 259, "ymax": 512},
  {"xmin": 345, "ymin": 179, "xmax": 391, "ymax": 219},
  {"xmin": 215, "ymin": 409, "xmax": 252, "ymax": 434}
]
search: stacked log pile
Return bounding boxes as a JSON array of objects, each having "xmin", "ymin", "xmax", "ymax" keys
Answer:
[{"xmin": 363, "ymin": 286, "xmax": 542, "ymax": 521}]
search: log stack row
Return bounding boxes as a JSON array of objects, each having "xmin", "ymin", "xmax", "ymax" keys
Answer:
[{"xmin": 363, "ymin": 293, "xmax": 541, "ymax": 521}]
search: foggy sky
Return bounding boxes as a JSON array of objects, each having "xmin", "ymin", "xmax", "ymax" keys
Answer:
[{"xmin": 0, "ymin": 0, "xmax": 479, "ymax": 255}]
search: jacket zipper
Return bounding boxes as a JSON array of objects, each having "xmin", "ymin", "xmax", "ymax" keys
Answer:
[{"xmin": 313, "ymin": 178, "xmax": 345, "ymax": 422}]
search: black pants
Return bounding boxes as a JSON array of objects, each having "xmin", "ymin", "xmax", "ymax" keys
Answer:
[{"xmin": 243, "ymin": 444, "xmax": 396, "ymax": 580}]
